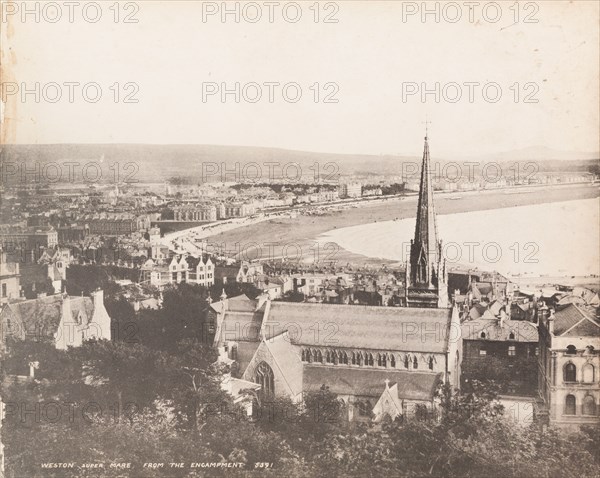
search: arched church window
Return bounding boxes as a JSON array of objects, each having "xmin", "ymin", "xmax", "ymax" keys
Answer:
[
  {"xmin": 301, "ymin": 349, "xmax": 306, "ymax": 361},
  {"xmin": 582, "ymin": 363, "xmax": 595, "ymax": 383},
  {"xmin": 342, "ymin": 352, "xmax": 348, "ymax": 364},
  {"xmin": 480, "ymin": 332, "xmax": 486, "ymax": 339},
  {"xmin": 357, "ymin": 352, "xmax": 363, "ymax": 366},
  {"xmin": 413, "ymin": 356, "xmax": 418, "ymax": 369},
  {"xmin": 583, "ymin": 395, "xmax": 596, "ymax": 416},
  {"xmin": 307, "ymin": 349, "xmax": 313, "ymax": 363},
  {"xmin": 333, "ymin": 351, "xmax": 339, "ymax": 365},
  {"xmin": 565, "ymin": 394, "xmax": 576, "ymax": 415},
  {"xmin": 390, "ymin": 355, "xmax": 396, "ymax": 368},
  {"xmin": 404, "ymin": 355, "xmax": 409, "ymax": 369},
  {"xmin": 254, "ymin": 362, "xmax": 275, "ymax": 399},
  {"xmin": 564, "ymin": 363, "xmax": 577, "ymax": 382},
  {"xmin": 316, "ymin": 350, "xmax": 323, "ymax": 363},
  {"xmin": 509, "ymin": 332, "xmax": 515, "ymax": 340},
  {"xmin": 566, "ymin": 345, "xmax": 577, "ymax": 355},
  {"xmin": 428, "ymin": 357, "xmax": 434, "ymax": 370},
  {"xmin": 381, "ymin": 354, "xmax": 387, "ymax": 367},
  {"xmin": 351, "ymin": 352, "xmax": 357, "ymax": 365},
  {"xmin": 377, "ymin": 354, "xmax": 383, "ymax": 367},
  {"xmin": 366, "ymin": 353, "xmax": 374, "ymax": 366}
]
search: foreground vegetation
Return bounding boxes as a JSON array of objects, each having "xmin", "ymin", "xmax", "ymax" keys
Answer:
[{"xmin": 1, "ymin": 284, "xmax": 598, "ymax": 477}]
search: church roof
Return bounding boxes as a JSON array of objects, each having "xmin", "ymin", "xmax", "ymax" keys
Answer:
[
  {"xmin": 263, "ymin": 302, "xmax": 453, "ymax": 353},
  {"xmin": 303, "ymin": 365, "xmax": 441, "ymax": 399},
  {"xmin": 264, "ymin": 334, "xmax": 304, "ymax": 396},
  {"xmin": 213, "ymin": 295, "xmax": 264, "ymax": 343}
]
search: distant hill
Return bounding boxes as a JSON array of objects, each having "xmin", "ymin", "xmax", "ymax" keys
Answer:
[{"xmin": 1, "ymin": 143, "xmax": 598, "ymax": 184}]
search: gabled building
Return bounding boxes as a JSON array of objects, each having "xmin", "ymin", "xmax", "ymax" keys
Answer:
[
  {"xmin": 212, "ymin": 294, "xmax": 462, "ymax": 421},
  {"xmin": 538, "ymin": 304, "xmax": 600, "ymax": 428},
  {"xmin": 167, "ymin": 255, "xmax": 189, "ymax": 283},
  {"xmin": 461, "ymin": 312, "xmax": 539, "ymax": 396},
  {"xmin": 0, "ymin": 290, "xmax": 111, "ymax": 350},
  {"xmin": 186, "ymin": 254, "xmax": 215, "ymax": 287}
]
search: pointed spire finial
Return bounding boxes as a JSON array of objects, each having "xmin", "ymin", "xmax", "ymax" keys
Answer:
[{"xmin": 423, "ymin": 117, "xmax": 432, "ymax": 140}]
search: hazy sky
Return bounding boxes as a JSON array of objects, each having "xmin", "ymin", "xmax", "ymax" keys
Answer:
[{"xmin": 2, "ymin": 1, "xmax": 599, "ymax": 156}]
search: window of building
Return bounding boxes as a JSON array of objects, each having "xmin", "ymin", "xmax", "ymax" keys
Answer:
[
  {"xmin": 390, "ymin": 355, "xmax": 396, "ymax": 368},
  {"xmin": 428, "ymin": 357, "xmax": 434, "ymax": 370},
  {"xmin": 413, "ymin": 357, "xmax": 418, "ymax": 369},
  {"xmin": 582, "ymin": 364, "xmax": 595, "ymax": 383},
  {"xmin": 404, "ymin": 356, "xmax": 409, "ymax": 368},
  {"xmin": 480, "ymin": 332, "xmax": 486, "ymax": 339},
  {"xmin": 358, "ymin": 400, "xmax": 372, "ymax": 417},
  {"xmin": 564, "ymin": 363, "xmax": 577, "ymax": 382},
  {"xmin": 508, "ymin": 345, "xmax": 516, "ymax": 356},
  {"xmin": 316, "ymin": 350, "xmax": 323, "ymax": 363},
  {"xmin": 583, "ymin": 396, "xmax": 596, "ymax": 416},
  {"xmin": 509, "ymin": 332, "xmax": 515, "ymax": 340},
  {"xmin": 1, "ymin": 283, "xmax": 6, "ymax": 297},
  {"xmin": 565, "ymin": 394, "xmax": 576, "ymax": 415},
  {"xmin": 366, "ymin": 353, "xmax": 374, "ymax": 366},
  {"xmin": 566, "ymin": 345, "xmax": 577, "ymax": 355},
  {"xmin": 254, "ymin": 362, "xmax": 275, "ymax": 399},
  {"xmin": 341, "ymin": 352, "xmax": 348, "ymax": 365},
  {"xmin": 479, "ymin": 347, "xmax": 487, "ymax": 356}
]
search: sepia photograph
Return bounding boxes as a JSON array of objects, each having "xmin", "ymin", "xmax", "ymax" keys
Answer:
[{"xmin": 0, "ymin": 1, "xmax": 599, "ymax": 477}]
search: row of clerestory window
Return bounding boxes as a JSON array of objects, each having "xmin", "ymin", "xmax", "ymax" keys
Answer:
[{"xmin": 300, "ymin": 349, "xmax": 435, "ymax": 370}]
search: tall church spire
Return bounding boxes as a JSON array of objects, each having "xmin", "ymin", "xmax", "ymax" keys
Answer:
[
  {"xmin": 409, "ymin": 132, "xmax": 439, "ymax": 287},
  {"xmin": 405, "ymin": 128, "xmax": 448, "ymax": 309}
]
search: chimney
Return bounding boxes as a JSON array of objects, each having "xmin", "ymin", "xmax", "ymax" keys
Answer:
[
  {"xmin": 28, "ymin": 361, "xmax": 39, "ymax": 378},
  {"xmin": 220, "ymin": 288, "xmax": 228, "ymax": 313},
  {"xmin": 91, "ymin": 288, "xmax": 104, "ymax": 308},
  {"xmin": 547, "ymin": 308, "xmax": 555, "ymax": 335}
]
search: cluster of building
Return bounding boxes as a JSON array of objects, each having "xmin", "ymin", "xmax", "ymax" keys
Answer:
[
  {"xmin": 170, "ymin": 202, "xmax": 256, "ymax": 222},
  {"xmin": 208, "ymin": 135, "xmax": 599, "ymax": 428},
  {"xmin": 0, "ymin": 136, "xmax": 598, "ymax": 432}
]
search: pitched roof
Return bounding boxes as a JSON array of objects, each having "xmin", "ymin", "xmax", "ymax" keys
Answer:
[
  {"xmin": 2, "ymin": 294, "xmax": 96, "ymax": 339},
  {"xmin": 461, "ymin": 317, "xmax": 538, "ymax": 342},
  {"xmin": 264, "ymin": 335, "xmax": 303, "ymax": 396},
  {"xmin": 263, "ymin": 302, "xmax": 453, "ymax": 353},
  {"xmin": 552, "ymin": 304, "xmax": 600, "ymax": 337},
  {"xmin": 303, "ymin": 365, "xmax": 441, "ymax": 399}
]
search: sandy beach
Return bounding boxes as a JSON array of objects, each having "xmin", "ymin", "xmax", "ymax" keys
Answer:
[{"xmin": 199, "ymin": 183, "xmax": 599, "ymax": 267}]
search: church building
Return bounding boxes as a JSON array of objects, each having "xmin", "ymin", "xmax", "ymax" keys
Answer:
[{"xmin": 213, "ymin": 133, "xmax": 460, "ymax": 421}]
